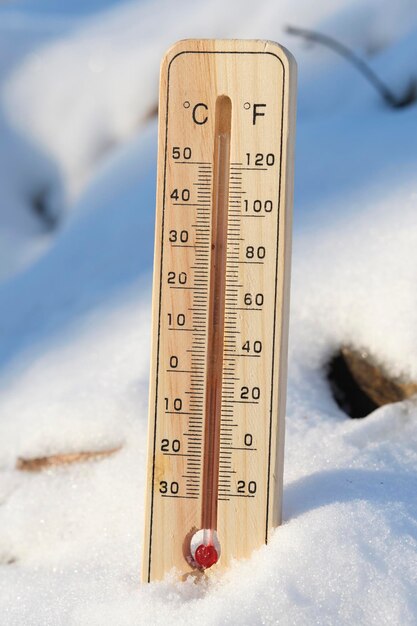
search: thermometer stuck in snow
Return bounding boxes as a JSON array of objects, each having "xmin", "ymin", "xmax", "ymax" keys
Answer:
[{"xmin": 142, "ymin": 39, "xmax": 296, "ymax": 582}]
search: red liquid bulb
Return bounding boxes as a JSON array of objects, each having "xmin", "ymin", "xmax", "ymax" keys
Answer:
[{"xmin": 194, "ymin": 544, "xmax": 218, "ymax": 569}]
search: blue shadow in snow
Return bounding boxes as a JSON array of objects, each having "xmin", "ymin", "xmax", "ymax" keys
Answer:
[
  {"xmin": 0, "ymin": 125, "xmax": 157, "ymax": 376},
  {"xmin": 284, "ymin": 467, "xmax": 417, "ymax": 540}
]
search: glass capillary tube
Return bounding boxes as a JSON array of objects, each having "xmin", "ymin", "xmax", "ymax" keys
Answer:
[{"xmin": 199, "ymin": 95, "xmax": 232, "ymax": 556}]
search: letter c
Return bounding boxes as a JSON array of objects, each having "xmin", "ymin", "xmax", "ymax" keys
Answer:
[{"xmin": 192, "ymin": 103, "xmax": 208, "ymax": 125}]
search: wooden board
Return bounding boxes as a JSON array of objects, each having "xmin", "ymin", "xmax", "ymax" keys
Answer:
[{"xmin": 142, "ymin": 39, "xmax": 297, "ymax": 582}]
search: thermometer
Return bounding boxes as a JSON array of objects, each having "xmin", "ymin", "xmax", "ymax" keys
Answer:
[{"xmin": 142, "ymin": 39, "xmax": 296, "ymax": 582}]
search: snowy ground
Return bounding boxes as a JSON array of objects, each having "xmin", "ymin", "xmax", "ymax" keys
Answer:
[{"xmin": 0, "ymin": 0, "xmax": 417, "ymax": 624}]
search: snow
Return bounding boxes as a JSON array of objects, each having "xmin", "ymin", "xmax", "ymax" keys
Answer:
[{"xmin": 0, "ymin": 0, "xmax": 417, "ymax": 623}]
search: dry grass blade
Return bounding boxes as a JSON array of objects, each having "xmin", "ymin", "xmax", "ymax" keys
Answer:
[{"xmin": 16, "ymin": 446, "xmax": 122, "ymax": 472}]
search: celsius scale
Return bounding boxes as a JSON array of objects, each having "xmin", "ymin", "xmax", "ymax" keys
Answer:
[{"xmin": 143, "ymin": 39, "xmax": 296, "ymax": 582}]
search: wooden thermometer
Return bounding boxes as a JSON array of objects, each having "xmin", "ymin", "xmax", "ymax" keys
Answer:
[{"xmin": 143, "ymin": 39, "xmax": 296, "ymax": 582}]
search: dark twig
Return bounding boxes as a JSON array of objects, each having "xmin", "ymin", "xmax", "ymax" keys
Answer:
[{"xmin": 286, "ymin": 25, "xmax": 416, "ymax": 108}]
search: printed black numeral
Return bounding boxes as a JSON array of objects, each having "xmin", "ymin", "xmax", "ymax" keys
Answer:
[
  {"xmin": 240, "ymin": 386, "xmax": 260, "ymax": 400},
  {"xmin": 170, "ymin": 188, "xmax": 190, "ymax": 201},
  {"xmin": 242, "ymin": 340, "xmax": 262, "ymax": 354},
  {"xmin": 245, "ymin": 152, "xmax": 275, "ymax": 166},
  {"xmin": 167, "ymin": 271, "xmax": 187, "ymax": 285},
  {"xmin": 161, "ymin": 439, "xmax": 181, "ymax": 453},
  {"xmin": 169, "ymin": 230, "xmax": 189, "ymax": 243},
  {"xmin": 172, "ymin": 147, "xmax": 192, "ymax": 160},
  {"xmin": 237, "ymin": 480, "xmax": 257, "ymax": 494},
  {"xmin": 159, "ymin": 481, "xmax": 179, "ymax": 494},
  {"xmin": 243, "ymin": 199, "xmax": 273, "ymax": 213},
  {"xmin": 245, "ymin": 246, "xmax": 266, "ymax": 260},
  {"xmin": 243, "ymin": 293, "xmax": 264, "ymax": 307}
]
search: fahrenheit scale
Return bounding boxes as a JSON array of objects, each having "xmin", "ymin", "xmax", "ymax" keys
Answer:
[{"xmin": 143, "ymin": 39, "xmax": 296, "ymax": 582}]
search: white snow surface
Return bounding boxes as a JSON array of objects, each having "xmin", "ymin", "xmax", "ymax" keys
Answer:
[{"xmin": 0, "ymin": 0, "xmax": 417, "ymax": 624}]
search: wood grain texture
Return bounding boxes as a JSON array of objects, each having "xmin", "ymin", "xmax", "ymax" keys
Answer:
[{"xmin": 142, "ymin": 39, "xmax": 297, "ymax": 582}]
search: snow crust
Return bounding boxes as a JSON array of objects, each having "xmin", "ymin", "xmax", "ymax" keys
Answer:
[{"xmin": 0, "ymin": 0, "xmax": 417, "ymax": 623}]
